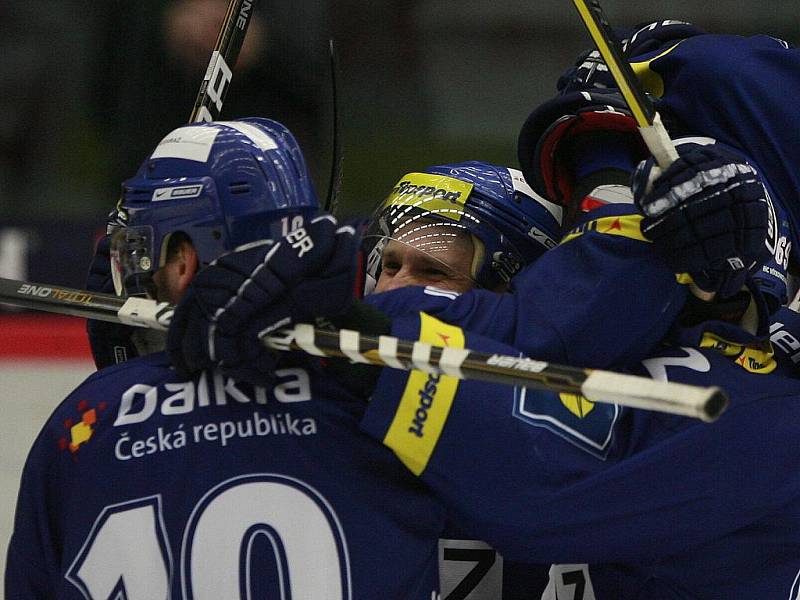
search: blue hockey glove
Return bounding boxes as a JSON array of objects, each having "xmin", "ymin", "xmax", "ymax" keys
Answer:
[
  {"xmin": 167, "ymin": 214, "xmax": 364, "ymax": 386},
  {"xmin": 86, "ymin": 229, "xmax": 140, "ymax": 370},
  {"xmin": 631, "ymin": 143, "xmax": 771, "ymax": 299}
]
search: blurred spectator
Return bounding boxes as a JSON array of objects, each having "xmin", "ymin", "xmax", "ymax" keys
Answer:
[
  {"xmin": 0, "ymin": 2, "xmax": 107, "ymax": 219},
  {"xmin": 90, "ymin": 0, "xmax": 330, "ymax": 198}
]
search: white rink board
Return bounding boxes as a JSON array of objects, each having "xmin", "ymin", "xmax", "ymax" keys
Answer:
[{"xmin": 0, "ymin": 360, "xmax": 94, "ymax": 599}]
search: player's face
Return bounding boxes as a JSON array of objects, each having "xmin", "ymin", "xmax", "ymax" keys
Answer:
[
  {"xmin": 152, "ymin": 239, "xmax": 198, "ymax": 304},
  {"xmin": 375, "ymin": 228, "xmax": 476, "ymax": 293}
]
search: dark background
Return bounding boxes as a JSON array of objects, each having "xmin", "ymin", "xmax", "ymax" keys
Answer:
[{"xmin": 1, "ymin": 0, "xmax": 798, "ymax": 288}]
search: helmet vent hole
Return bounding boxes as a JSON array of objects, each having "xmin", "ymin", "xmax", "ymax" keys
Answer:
[
  {"xmin": 126, "ymin": 187, "xmax": 152, "ymax": 203},
  {"xmin": 229, "ymin": 182, "xmax": 251, "ymax": 195},
  {"xmin": 212, "ymin": 230, "xmax": 222, "ymax": 240}
]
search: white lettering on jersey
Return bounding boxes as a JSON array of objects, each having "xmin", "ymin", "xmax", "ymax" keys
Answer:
[
  {"xmin": 115, "ymin": 368, "xmax": 311, "ymax": 426},
  {"xmin": 641, "ymin": 347, "xmax": 711, "ymax": 381},
  {"xmin": 769, "ymin": 321, "xmax": 800, "ymax": 364}
]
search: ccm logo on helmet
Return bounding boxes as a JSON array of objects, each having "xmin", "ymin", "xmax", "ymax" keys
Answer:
[{"xmin": 392, "ymin": 181, "xmax": 463, "ymax": 204}]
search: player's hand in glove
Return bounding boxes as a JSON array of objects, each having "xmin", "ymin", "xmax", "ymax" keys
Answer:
[
  {"xmin": 167, "ymin": 214, "xmax": 370, "ymax": 387},
  {"xmin": 557, "ymin": 21, "xmax": 706, "ymax": 94},
  {"xmin": 85, "ymin": 207, "xmax": 138, "ymax": 369},
  {"xmin": 631, "ymin": 143, "xmax": 771, "ymax": 299}
]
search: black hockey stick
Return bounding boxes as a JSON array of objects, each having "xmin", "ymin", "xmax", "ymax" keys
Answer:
[
  {"xmin": 0, "ymin": 276, "xmax": 727, "ymax": 422},
  {"xmin": 571, "ymin": 0, "xmax": 679, "ymax": 169},
  {"xmin": 324, "ymin": 39, "xmax": 343, "ymax": 215},
  {"xmin": 190, "ymin": 0, "xmax": 257, "ymax": 122}
]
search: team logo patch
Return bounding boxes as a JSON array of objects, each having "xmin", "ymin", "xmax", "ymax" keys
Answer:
[
  {"xmin": 58, "ymin": 400, "xmax": 108, "ymax": 457},
  {"xmin": 514, "ymin": 387, "xmax": 619, "ymax": 459},
  {"xmin": 558, "ymin": 393, "xmax": 595, "ymax": 418}
]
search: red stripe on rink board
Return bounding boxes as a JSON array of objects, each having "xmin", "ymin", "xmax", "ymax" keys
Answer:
[{"xmin": 0, "ymin": 314, "xmax": 92, "ymax": 360}]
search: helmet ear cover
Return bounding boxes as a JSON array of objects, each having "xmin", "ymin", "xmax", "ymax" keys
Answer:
[
  {"xmin": 539, "ymin": 111, "xmax": 644, "ymax": 205},
  {"xmin": 518, "ymin": 91, "xmax": 649, "ymax": 206}
]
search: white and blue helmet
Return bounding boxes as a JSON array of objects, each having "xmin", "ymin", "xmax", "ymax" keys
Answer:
[
  {"xmin": 363, "ymin": 160, "xmax": 563, "ymax": 292},
  {"xmin": 111, "ymin": 117, "xmax": 319, "ymax": 296}
]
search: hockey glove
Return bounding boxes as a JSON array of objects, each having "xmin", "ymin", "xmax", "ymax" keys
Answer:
[
  {"xmin": 631, "ymin": 143, "xmax": 771, "ymax": 299},
  {"xmin": 167, "ymin": 214, "xmax": 364, "ymax": 387},
  {"xmin": 557, "ymin": 21, "xmax": 706, "ymax": 94}
]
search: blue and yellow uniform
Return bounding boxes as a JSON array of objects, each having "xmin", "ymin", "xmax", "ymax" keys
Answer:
[
  {"xmin": 364, "ymin": 195, "xmax": 796, "ymax": 597},
  {"xmin": 637, "ymin": 33, "xmax": 800, "ymax": 243},
  {"xmin": 358, "ymin": 301, "xmax": 800, "ymax": 598}
]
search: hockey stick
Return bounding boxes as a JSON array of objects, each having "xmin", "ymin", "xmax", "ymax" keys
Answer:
[
  {"xmin": 0, "ymin": 276, "xmax": 727, "ymax": 422},
  {"xmin": 324, "ymin": 39, "xmax": 343, "ymax": 215},
  {"xmin": 190, "ymin": 0, "xmax": 257, "ymax": 122},
  {"xmin": 571, "ymin": 0, "xmax": 679, "ymax": 169},
  {"xmin": 570, "ymin": 0, "xmax": 720, "ymax": 301}
]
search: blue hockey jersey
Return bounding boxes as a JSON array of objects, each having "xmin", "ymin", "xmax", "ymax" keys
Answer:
[
  {"xmin": 631, "ymin": 33, "xmax": 800, "ymax": 272},
  {"xmin": 770, "ymin": 305, "xmax": 800, "ymax": 373},
  {"xmin": 4, "ymin": 352, "xmax": 447, "ymax": 599},
  {"xmin": 360, "ymin": 309, "xmax": 800, "ymax": 599},
  {"xmin": 363, "ymin": 200, "xmax": 757, "ymax": 598}
]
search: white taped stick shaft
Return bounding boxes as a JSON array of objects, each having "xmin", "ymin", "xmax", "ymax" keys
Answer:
[
  {"xmin": 581, "ymin": 370, "xmax": 726, "ymax": 422},
  {"xmin": 293, "ymin": 323, "xmax": 327, "ymax": 356},
  {"xmin": 338, "ymin": 329, "xmax": 372, "ymax": 364},
  {"xmin": 439, "ymin": 347, "xmax": 470, "ymax": 379},
  {"xmin": 638, "ymin": 112, "xmax": 680, "ymax": 170},
  {"xmin": 378, "ymin": 335, "xmax": 407, "ymax": 369},
  {"xmin": 411, "ymin": 341, "xmax": 436, "ymax": 373},
  {"xmin": 118, "ymin": 297, "xmax": 170, "ymax": 330}
]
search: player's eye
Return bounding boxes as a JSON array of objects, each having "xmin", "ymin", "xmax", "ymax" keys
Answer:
[
  {"xmin": 421, "ymin": 265, "xmax": 453, "ymax": 280},
  {"xmin": 381, "ymin": 259, "xmax": 401, "ymax": 275}
]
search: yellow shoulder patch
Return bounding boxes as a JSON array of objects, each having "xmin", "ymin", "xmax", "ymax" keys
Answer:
[
  {"xmin": 630, "ymin": 41, "xmax": 684, "ymax": 98},
  {"xmin": 382, "ymin": 313, "xmax": 465, "ymax": 475},
  {"xmin": 561, "ymin": 214, "xmax": 648, "ymax": 245}
]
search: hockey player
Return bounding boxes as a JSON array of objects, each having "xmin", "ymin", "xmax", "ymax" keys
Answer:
[
  {"xmin": 163, "ymin": 157, "xmax": 800, "ymax": 599},
  {"xmin": 506, "ymin": 23, "xmax": 800, "ymax": 596},
  {"xmin": 4, "ymin": 119, "xmax": 457, "ymax": 599},
  {"xmin": 172, "ymin": 151, "xmax": 769, "ymax": 389},
  {"xmin": 519, "ymin": 20, "xmax": 799, "ymax": 314},
  {"xmin": 162, "ymin": 139, "xmax": 777, "ymax": 598}
]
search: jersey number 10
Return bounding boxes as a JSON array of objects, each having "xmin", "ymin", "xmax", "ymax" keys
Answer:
[{"xmin": 66, "ymin": 473, "xmax": 352, "ymax": 599}]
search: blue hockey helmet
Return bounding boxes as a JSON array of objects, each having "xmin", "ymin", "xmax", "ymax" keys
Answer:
[
  {"xmin": 110, "ymin": 118, "xmax": 319, "ymax": 296},
  {"xmin": 363, "ymin": 161, "xmax": 563, "ymax": 292}
]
